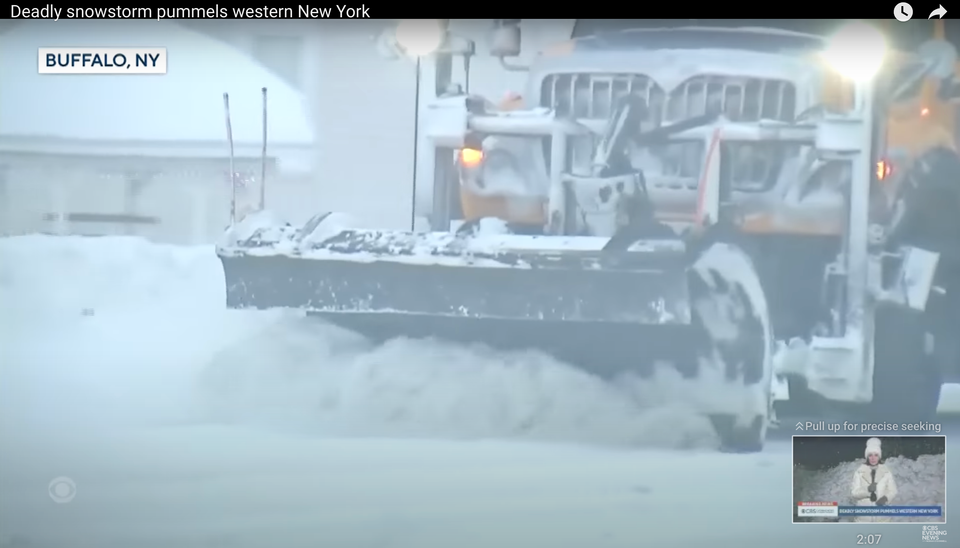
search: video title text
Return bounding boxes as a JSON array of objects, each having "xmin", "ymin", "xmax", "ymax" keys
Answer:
[{"xmin": 10, "ymin": 4, "xmax": 371, "ymax": 20}]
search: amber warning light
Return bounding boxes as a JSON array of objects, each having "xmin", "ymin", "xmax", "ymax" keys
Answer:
[
  {"xmin": 459, "ymin": 148, "xmax": 484, "ymax": 168},
  {"xmin": 877, "ymin": 160, "xmax": 892, "ymax": 180}
]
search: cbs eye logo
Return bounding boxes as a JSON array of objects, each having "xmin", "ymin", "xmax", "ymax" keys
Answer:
[{"xmin": 48, "ymin": 476, "xmax": 76, "ymax": 503}]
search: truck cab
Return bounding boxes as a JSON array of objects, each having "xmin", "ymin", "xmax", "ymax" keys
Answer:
[
  {"xmin": 451, "ymin": 20, "xmax": 960, "ymax": 235},
  {"xmin": 417, "ymin": 19, "xmax": 960, "ymax": 350}
]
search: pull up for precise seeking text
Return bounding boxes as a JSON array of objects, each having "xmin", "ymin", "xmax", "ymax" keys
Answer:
[{"xmin": 795, "ymin": 421, "xmax": 941, "ymax": 433}]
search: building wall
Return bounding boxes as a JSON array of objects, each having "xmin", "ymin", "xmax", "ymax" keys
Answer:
[{"xmin": 0, "ymin": 146, "xmax": 320, "ymax": 245}]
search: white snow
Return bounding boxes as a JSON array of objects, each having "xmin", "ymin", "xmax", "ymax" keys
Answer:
[
  {"xmin": 472, "ymin": 216, "xmax": 512, "ymax": 235},
  {"xmin": 219, "ymin": 222, "xmax": 687, "ymax": 272},
  {"xmin": 0, "ymin": 234, "xmax": 717, "ymax": 447},
  {"xmin": 1, "ymin": 234, "xmax": 957, "ymax": 548},
  {"xmin": 297, "ymin": 212, "xmax": 359, "ymax": 248},
  {"xmin": 0, "ymin": 21, "xmax": 313, "ymax": 145},
  {"xmin": 218, "ymin": 209, "xmax": 293, "ymax": 249}
]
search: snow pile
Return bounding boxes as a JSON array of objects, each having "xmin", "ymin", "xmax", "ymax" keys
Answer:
[
  {"xmin": 297, "ymin": 212, "xmax": 357, "ymax": 248},
  {"xmin": 218, "ymin": 209, "xmax": 291, "ymax": 248},
  {"xmin": 199, "ymin": 318, "xmax": 718, "ymax": 448},
  {"xmin": 0, "ymin": 235, "xmax": 216, "ymax": 319},
  {"xmin": 794, "ymin": 454, "xmax": 946, "ymax": 522},
  {"xmin": 0, "ymin": 236, "xmax": 281, "ymax": 436},
  {"xmin": 1, "ymin": 234, "xmax": 719, "ymax": 450}
]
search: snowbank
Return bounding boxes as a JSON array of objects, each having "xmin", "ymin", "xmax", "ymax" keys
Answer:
[
  {"xmin": 200, "ymin": 318, "xmax": 718, "ymax": 448},
  {"xmin": 794, "ymin": 454, "xmax": 946, "ymax": 523},
  {"xmin": 0, "ymin": 235, "xmax": 282, "ymax": 436},
  {"xmin": 0, "ymin": 235, "xmax": 217, "ymax": 316}
]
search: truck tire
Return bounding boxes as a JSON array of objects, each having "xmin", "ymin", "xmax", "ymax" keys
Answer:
[
  {"xmin": 871, "ymin": 307, "xmax": 942, "ymax": 426},
  {"xmin": 689, "ymin": 243, "xmax": 774, "ymax": 453}
]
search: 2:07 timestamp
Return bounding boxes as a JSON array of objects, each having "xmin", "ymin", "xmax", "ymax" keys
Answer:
[{"xmin": 857, "ymin": 534, "xmax": 881, "ymax": 545}]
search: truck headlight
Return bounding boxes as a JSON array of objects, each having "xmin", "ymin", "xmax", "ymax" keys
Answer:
[
  {"xmin": 823, "ymin": 21, "xmax": 887, "ymax": 82},
  {"xmin": 394, "ymin": 19, "xmax": 446, "ymax": 57}
]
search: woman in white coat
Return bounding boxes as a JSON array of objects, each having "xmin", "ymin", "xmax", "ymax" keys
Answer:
[{"xmin": 850, "ymin": 438, "xmax": 899, "ymax": 522}]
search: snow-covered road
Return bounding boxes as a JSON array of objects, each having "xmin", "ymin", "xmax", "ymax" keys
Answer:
[{"xmin": 0, "ymin": 235, "xmax": 955, "ymax": 548}]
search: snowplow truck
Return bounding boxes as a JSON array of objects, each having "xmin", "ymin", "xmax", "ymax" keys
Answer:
[{"xmin": 216, "ymin": 20, "xmax": 960, "ymax": 452}]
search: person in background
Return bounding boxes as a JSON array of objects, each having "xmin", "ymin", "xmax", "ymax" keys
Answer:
[{"xmin": 850, "ymin": 437, "xmax": 899, "ymax": 522}]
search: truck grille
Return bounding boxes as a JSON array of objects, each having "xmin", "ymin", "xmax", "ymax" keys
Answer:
[
  {"xmin": 541, "ymin": 73, "xmax": 796, "ymax": 123},
  {"xmin": 540, "ymin": 73, "xmax": 799, "ymax": 192},
  {"xmin": 564, "ymin": 139, "xmax": 795, "ymax": 192}
]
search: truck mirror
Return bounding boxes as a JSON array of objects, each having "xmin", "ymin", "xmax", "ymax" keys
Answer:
[{"xmin": 489, "ymin": 20, "xmax": 521, "ymax": 58}]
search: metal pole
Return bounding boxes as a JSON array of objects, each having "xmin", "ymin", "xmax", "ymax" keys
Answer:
[
  {"xmin": 223, "ymin": 92, "xmax": 237, "ymax": 223},
  {"xmin": 259, "ymin": 87, "xmax": 268, "ymax": 211},
  {"xmin": 845, "ymin": 81, "xmax": 875, "ymax": 335},
  {"xmin": 410, "ymin": 56, "xmax": 421, "ymax": 231}
]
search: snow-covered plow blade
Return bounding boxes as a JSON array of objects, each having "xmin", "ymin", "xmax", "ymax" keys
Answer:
[
  {"xmin": 218, "ymin": 225, "xmax": 700, "ymax": 377},
  {"xmin": 217, "ymin": 212, "xmax": 774, "ymax": 451}
]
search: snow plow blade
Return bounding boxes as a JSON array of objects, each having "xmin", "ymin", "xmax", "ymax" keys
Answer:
[
  {"xmin": 217, "ymin": 225, "xmax": 702, "ymax": 377},
  {"xmin": 216, "ymin": 214, "xmax": 775, "ymax": 452}
]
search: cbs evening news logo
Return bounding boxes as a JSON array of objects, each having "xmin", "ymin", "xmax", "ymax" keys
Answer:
[
  {"xmin": 922, "ymin": 525, "xmax": 947, "ymax": 543},
  {"xmin": 38, "ymin": 48, "xmax": 167, "ymax": 74}
]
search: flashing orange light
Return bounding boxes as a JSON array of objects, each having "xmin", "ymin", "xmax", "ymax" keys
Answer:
[
  {"xmin": 459, "ymin": 148, "xmax": 484, "ymax": 167},
  {"xmin": 877, "ymin": 160, "xmax": 892, "ymax": 180},
  {"xmin": 921, "ymin": 107, "xmax": 930, "ymax": 116}
]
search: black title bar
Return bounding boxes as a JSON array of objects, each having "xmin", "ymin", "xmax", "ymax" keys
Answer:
[{"xmin": 2, "ymin": 3, "xmax": 917, "ymax": 19}]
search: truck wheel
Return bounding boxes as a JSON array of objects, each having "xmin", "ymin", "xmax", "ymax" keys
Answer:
[
  {"xmin": 871, "ymin": 308, "xmax": 942, "ymax": 425},
  {"xmin": 690, "ymin": 243, "xmax": 774, "ymax": 453}
]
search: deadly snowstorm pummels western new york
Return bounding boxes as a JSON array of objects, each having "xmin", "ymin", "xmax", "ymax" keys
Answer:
[{"xmin": 9, "ymin": 4, "xmax": 371, "ymax": 19}]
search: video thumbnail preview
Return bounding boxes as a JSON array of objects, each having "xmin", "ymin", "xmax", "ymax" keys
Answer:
[{"xmin": 792, "ymin": 435, "xmax": 945, "ymax": 523}]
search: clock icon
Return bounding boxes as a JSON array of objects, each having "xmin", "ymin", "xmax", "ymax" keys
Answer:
[{"xmin": 895, "ymin": 2, "xmax": 914, "ymax": 21}]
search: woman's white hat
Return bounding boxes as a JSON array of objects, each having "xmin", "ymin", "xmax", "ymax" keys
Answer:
[{"xmin": 865, "ymin": 437, "xmax": 882, "ymax": 458}]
